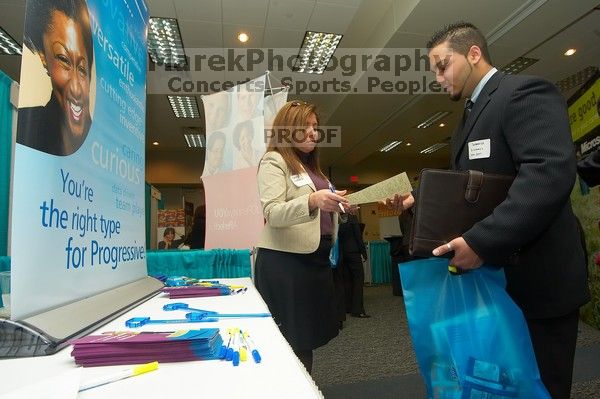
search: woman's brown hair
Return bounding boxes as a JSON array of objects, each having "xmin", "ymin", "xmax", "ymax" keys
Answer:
[{"xmin": 266, "ymin": 101, "xmax": 326, "ymax": 178}]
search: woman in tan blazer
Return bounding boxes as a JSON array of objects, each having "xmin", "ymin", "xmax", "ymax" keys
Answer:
[{"xmin": 255, "ymin": 101, "xmax": 349, "ymax": 374}]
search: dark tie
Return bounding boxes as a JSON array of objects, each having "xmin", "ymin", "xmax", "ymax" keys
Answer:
[
  {"xmin": 461, "ymin": 99, "xmax": 474, "ymax": 129},
  {"xmin": 464, "ymin": 99, "xmax": 473, "ymax": 122}
]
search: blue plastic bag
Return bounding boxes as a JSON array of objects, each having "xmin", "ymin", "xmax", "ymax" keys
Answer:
[
  {"xmin": 400, "ymin": 257, "xmax": 550, "ymax": 399},
  {"xmin": 329, "ymin": 239, "xmax": 339, "ymax": 268}
]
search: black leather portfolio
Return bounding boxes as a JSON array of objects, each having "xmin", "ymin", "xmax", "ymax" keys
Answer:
[{"xmin": 409, "ymin": 169, "xmax": 514, "ymax": 258}]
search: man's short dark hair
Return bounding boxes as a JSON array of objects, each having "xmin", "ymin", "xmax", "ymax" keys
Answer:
[{"xmin": 426, "ymin": 22, "xmax": 492, "ymax": 65}]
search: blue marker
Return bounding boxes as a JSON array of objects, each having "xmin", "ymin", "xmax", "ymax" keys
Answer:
[{"xmin": 241, "ymin": 330, "xmax": 262, "ymax": 363}]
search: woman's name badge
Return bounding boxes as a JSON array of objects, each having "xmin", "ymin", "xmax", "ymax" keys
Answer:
[{"xmin": 290, "ymin": 173, "xmax": 312, "ymax": 187}]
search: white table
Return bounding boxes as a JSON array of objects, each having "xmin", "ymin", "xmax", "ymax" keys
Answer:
[{"xmin": 0, "ymin": 278, "xmax": 323, "ymax": 399}]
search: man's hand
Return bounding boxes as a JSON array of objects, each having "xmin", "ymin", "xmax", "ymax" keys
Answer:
[
  {"xmin": 381, "ymin": 193, "xmax": 414, "ymax": 213},
  {"xmin": 432, "ymin": 237, "xmax": 483, "ymax": 269}
]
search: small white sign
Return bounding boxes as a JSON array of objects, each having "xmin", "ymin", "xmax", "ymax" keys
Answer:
[
  {"xmin": 468, "ymin": 139, "xmax": 491, "ymax": 160},
  {"xmin": 290, "ymin": 173, "xmax": 312, "ymax": 187}
]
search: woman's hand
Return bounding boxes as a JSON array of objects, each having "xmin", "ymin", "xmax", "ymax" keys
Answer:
[{"xmin": 309, "ymin": 189, "xmax": 349, "ymax": 212}]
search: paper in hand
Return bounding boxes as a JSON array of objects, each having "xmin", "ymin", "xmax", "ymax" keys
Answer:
[{"xmin": 345, "ymin": 172, "xmax": 412, "ymax": 205}]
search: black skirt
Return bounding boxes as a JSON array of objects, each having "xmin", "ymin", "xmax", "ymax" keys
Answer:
[{"xmin": 255, "ymin": 237, "xmax": 339, "ymax": 351}]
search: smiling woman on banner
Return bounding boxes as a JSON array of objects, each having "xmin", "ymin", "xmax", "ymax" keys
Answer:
[
  {"xmin": 254, "ymin": 101, "xmax": 349, "ymax": 374},
  {"xmin": 17, "ymin": 0, "xmax": 94, "ymax": 156}
]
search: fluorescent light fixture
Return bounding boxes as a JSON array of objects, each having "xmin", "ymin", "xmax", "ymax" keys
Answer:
[
  {"xmin": 555, "ymin": 66, "xmax": 598, "ymax": 93},
  {"xmin": 0, "ymin": 27, "xmax": 21, "ymax": 55},
  {"xmin": 168, "ymin": 95, "xmax": 200, "ymax": 118},
  {"xmin": 148, "ymin": 17, "xmax": 186, "ymax": 67},
  {"xmin": 486, "ymin": 0, "xmax": 547, "ymax": 45},
  {"xmin": 238, "ymin": 33, "xmax": 249, "ymax": 43},
  {"xmin": 379, "ymin": 140, "xmax": 403, "ymax": 152},
  {"xmin": 183, "ymin": 128, "xmax": 205, "ymax": 148},
  {"xmin": 564, "ymin": 48, "xmax": 576, "ymax": 56},
  {"xmin": 293, "ymin": 31, "xmax": 343, "ymax": 74},
  {"xmin": 416, "ymin": 111, "xmax": 451, "ymax": 129},
  {"xmin": 501, "ymin": 56, "xmax": 538, "ymax": 75},
  {"xmin": 420, "ymin": 142, "xmax": 448, "ymax": 154}
]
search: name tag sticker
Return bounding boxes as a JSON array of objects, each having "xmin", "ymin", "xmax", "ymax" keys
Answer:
[
  {"xmin": 468, "ymin": 139, "xmax": 491, "ymax": 160},
  {"xmin": 290, "ymin": 173, "xmax": 312, "ymax": 187}
]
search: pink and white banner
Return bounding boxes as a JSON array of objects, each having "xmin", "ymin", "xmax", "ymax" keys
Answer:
[{"xmin": 202, "ymin": 76, "xmax": 287, "ymax": 249}]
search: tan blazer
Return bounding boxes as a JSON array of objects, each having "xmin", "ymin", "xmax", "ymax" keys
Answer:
[{"xmin": 257, "ymin": 151, "xmax": 339, "ymax": 254}]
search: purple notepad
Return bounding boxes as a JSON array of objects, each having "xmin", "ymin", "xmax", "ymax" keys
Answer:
[{"xmin": 70, "ymin": 329, "xmax": 223, "ymax": 367}]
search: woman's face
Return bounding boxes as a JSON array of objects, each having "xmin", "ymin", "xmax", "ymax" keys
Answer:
[
  {"xmin": 207, "ymin": 137, "xmax": 225, "ymax": 169},
  {"xmin": 41, "ymin": 10, "xmax": 90, "ymax": 140},
  {"xmin": 164, "ymin": 231, "xmax": 174, "ymax": 243},
  {"xmin": 239, "ymin": 126, "xmax": 253, "ymax": 152},
  {"xmin": 295, "ymin": 113, "xmax": 319, "ymax": 154}
]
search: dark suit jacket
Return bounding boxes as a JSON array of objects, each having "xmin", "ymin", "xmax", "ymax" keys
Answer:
[
  {"xmin": 577, "ymin": 148, "xmax": 600, "ymax": 187},
  {"xmin": 338, "ymin": 214, "xmax": 367, "ymax": 258},
  {"xmin": 454, "ymin": 71, "xmax": 590, "ymax": 319}
]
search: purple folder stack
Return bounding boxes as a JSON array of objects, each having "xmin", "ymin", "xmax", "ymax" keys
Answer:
[
  {"xmin": 71, "ymin": 329, "xmax": 223, "ymax": 367},
  {"xmin": 162, "ymin": 286, "xmax": 230, "ymax": 299}
]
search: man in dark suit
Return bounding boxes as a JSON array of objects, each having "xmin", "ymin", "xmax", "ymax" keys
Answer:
[
  {"xmin": 578, "ymin": 147, "xmax": 600, "ymax": 187},
  {"xmin": 388, "ymin": 22, "xmax": 590, "ymax": 398},
  {"xmin": 338, "ymin": 213, "xmax": 370, "ymax": 318}
]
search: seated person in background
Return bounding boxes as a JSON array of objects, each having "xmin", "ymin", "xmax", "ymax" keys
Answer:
[{"xmin": 158, "ymin": 227, "xmax": 182, "ymax": 249}]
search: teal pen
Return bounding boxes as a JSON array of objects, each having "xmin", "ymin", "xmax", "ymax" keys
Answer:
[{"xmin": 328, "ymin": 182, "xmax": 345, "ymax": 213}]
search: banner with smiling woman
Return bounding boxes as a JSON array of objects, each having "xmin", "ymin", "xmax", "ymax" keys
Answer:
[{"xmin": 10, "ymin": 0, "xmax": 149, "ymax": 320}]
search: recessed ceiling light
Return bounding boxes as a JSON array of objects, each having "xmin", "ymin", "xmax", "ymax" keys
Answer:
[
  {"xmin": 416, "ymin": 111, "xmax": 451, "ymax": 129},
  {"xmin": 0, "ymin": 27, "xmax": 21, "ymax": 55},
  {"xmin": 152, "ymin": 141, "xmax": 159, "ymax": 146},
  {"xmin": 379, "ymin": 140, "xmax": 403, "ymax": 152},
  {"xmin": 168, "ymin": 95, "xmax": 200, "ymax": 118},
  {"xmin": 238, "ymin": 33, "xmax": 249, "ymax": 43},
  {"xmin": 439, "ymin": 123, "xmax": 445, "ymax": 127},
  {"xmin": 293, "ymin": 31, "xmax": 343, "ymax": 74},
  {"xmin": 406, "ymin": 143, "xmax": 412, "ymax": 146},
  {"xmin": 148, "ymin": 17, "xmax": 186, "ymax": 67},
  {"xmin": 564, "ymin": 48, "xmax": 576, "ymax": 56}
]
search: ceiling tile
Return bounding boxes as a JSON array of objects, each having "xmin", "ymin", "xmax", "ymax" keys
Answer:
[
  {"xmin": 266, "ymin": 0, "xmax": 315, "ymax": 31},
  {"xmin": 173, "ymin": 0, "xmax": 221, "ymax": 22},
  {"xmin": 263, "ymin": 28, "xmax": 305, "ymax": 49},
  {"xmin": 307, "ymin": 2, "xmax": 358, "ymax": 34},
  {"xmin": 222, "ymin": 0, "xmax": 269, "ymax": 26},
  {"xmin": 147, "ymin": 0, "xmax": 177, "ymax": 17},
  {"xmin": 179, "ymin": 20, "xmax": 223, "ymax": 47}
]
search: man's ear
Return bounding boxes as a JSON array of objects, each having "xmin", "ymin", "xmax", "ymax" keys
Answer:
[
  {"xmin": 467, "ymin": 45, "xmax": 482, "ymax": 65},
  {"xmin": 38, "ymin": 53, "xmax": 49, "ymax": 76}
]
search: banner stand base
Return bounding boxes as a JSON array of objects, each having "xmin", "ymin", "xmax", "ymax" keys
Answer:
[{"xmin": 0, "ymin": 276, "xmax": 163, "ymax": 358}]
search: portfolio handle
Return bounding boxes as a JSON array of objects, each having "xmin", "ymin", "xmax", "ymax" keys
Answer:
[{"xmin": 465, "ymin": 170, "xmax": 483, "ymax": 203}]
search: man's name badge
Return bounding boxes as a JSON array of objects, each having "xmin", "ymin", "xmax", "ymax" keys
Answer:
[{"xmin": 468, "ymin": 139, "xmax": 491, "ymax": 160}]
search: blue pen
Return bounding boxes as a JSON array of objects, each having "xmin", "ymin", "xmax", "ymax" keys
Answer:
[{"xmin": 328, "ymin": 182, "xmax": 345, "ymax": 213}]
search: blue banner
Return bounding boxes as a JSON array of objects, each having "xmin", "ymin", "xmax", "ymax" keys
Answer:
[{"xmin": 10, "ymin": 0, "xmax": 148, "ymax": 320}]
